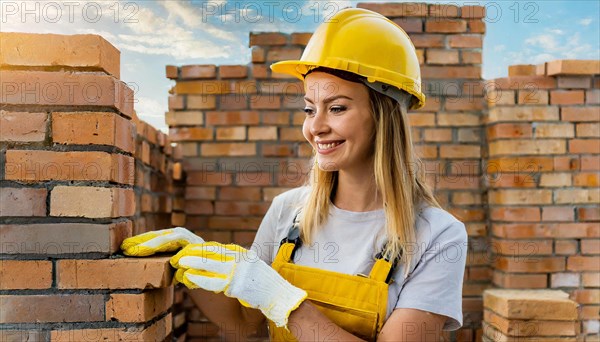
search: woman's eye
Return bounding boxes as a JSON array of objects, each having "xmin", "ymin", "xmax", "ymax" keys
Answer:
[
  {"xmin": 330, "ymin": 105, "xmax": 346, "ymax": 113},
  {"xmin": 303, "ymin": 107, "xmax": 315, "ymax": 115}
]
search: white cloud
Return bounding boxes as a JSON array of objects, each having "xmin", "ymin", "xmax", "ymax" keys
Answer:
[
  {"xmin": 548, "ymin": 29, "xmax": 564, "ymax": 35},
  {"xmin": 525, "ymin": 34, "xmax": 558, "ymax": 50},
  {"xmin": 578, "ymin": 18, "xmax": 593, "ymax": 26},
  {"xmin": 493, "ymin": 45, "xmax": 506, "ymax": 52}
]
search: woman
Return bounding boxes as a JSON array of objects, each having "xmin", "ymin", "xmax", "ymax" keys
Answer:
[{"xmin": 122, "ymin": 8, "xmax": 468, "ymax": 341}]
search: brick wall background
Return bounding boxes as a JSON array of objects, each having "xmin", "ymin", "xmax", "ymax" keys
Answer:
[{"xmin": 1, "ymin": 2, "xmax": 598, "ymax": 342}]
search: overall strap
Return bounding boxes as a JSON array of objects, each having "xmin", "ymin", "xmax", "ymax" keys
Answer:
[
  {"xmin": 274, "ymin": 210, "xmax": 303, "ymax": 264},
  {"xmin": 369, "ymin": 245, "xmax": 402, "ymax": 284}
]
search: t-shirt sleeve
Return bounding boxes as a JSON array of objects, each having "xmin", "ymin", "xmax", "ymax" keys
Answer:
[
  {"xmin": 250, "ymin": 195, "xmax": 282, "ymax": 265},
  {"xmin": 394, "ymin": 220, "xmax": 468, "ymax": 331}
]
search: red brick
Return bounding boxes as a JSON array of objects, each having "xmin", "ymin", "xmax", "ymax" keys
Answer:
[
  {"xmin": 487, "ymin": 123, "xmax": 532, "ymax": 139},
  {"xmin": 567, "ymin": 256, "xmax": 600, "ymax": 271},
  {"xmin": 200, "ymin": 143, "xmax": 256, "ymax": 157},
  {"xmin": 187, "ymin": 172, "xmax": 232, "ymax": 186},
  {"xmin": 578, "ymin": 207, "xmax": 600, "ymax": 221},
  {"xmin": 219, "ymin": 65, "xmax": 247, "ymax": 79},
  {"xmin": 462, "ymin": 5, "xmax": 485, "ymax": 19},
  {"xmin": 50, "ymin": 186, "xmax": 135, "ymax": 218},
  {"xmin": 5, "ymin": 150, "xmax": 133, "ymax": 184},
  {"xmin": 495, "ymin": 256, "xmax": 565, "ymax": 273},
  {"xmin": 0, "ymin": 187, "xmax": 46, "ymax": 217},
  {"xmin": 490, "ymin": 207, "xmax": 540, "ymax": 222},
  {"xmin": 57, "ymin": 257, "xmax": 172, "ymax": 289},
  {"xmin": 290, "ymin": 33, "xmax": 312, "ymax": 45},
  {"xmin": 205, "ymin": 111, "xmax": 259, "ymax": 125},
  {"xmin": 569, "ymin": 139, "xmax": 600, "ymax": 154},
  {"xmin": 582, "ymin": 240, "xmax": 600, "ymax": 254},
  {"xmin": 492, "ymin": 272, "xmax": 547, "ymax": 289},
  {"xmin": 262, "ymin": 143, "xmax": 295, "ymax": 157},
  {"xmin": 180, "ymin": 65, "xmax": 216, "ymax": 79},
  {"xmin": 550, "ymin": 90, "xmax": 585, "ymax": 105},
  {"xmin": 576, "ymin": 122, "xmax": 600, "ymax": 137},
  {"xmin": 168, "ymin": 95, "xmax": 184, "ymax": 110},
  {"xmin": 448, "ymin": 35, "xmax": 482, "ymax": 48},
  {"xmin": 52, "ymin": 112, "xmax": 135, "ymax": 153},
  {"xmin": 185, "ymin": 187, "xmax": 216, "ymax": 200},
  {"xmin": 250, "ymin": 95, "xmax": 281, "ymax": 109},
  {"xmin": 468, "ymin": 20, "xmax": 486, "ymax": 33},
  {"xmin": 425, "ymin": 19, "xmax": 466, "ymax": 33},
  {"xmin": 547, "ymin": 60, "xmax": 600, "ymax": 76},
  {"xmin": 185, "ymin": 200, "xmax": 214, "ymax": 215},
  {"xmin": 0, "ymin": 294, "xmax": 104, "ymax": 323},
  {"xmin": 561, "ymin": 107, "xmax": 600, "ymax": 122},
  {"xmin": 251, "ymin": 47, "xmax": 265, "ymax": 63},
  {"xmin": 216, "ymin": 126, "xmax": 246, "ymax": 140},
  {"xmin": 357, "ymin": 2, "xmax": 428, "ymax": 16},
  {"xmin": 207, "ymin": 216, "xmax": 263, "ymax": 230},
  {"xmin": 410, "ymin": 34, "xmax": 445, "ymax": 48},
  {"xmin": 106, "ymin": 287, "xmax": 173, "ymax": 322},
  {"xmin": 429, "ymin": 4, "xmax": 459, "ymax": 17},
  {"xmin": 461, "ymin": 51, "xmax": 482, "ymax": 64},
  {"xmin": 0, "ymin": 111, "xmax": 47, "ymax": 142},
  {"xmin": 392, "ymin": 18, "xmax": 423, "ymax": 33},
  {"xmin": 426, "ymin": 49, "xmax": 459, "ymax": 64},
  {"xmin": 0, "ymin": 260, "xmax": 52, "ymax": 289},
  {"xmin": 218, "ymin": 187, "xmax": 261, "ymax": 201},
  {"xmin": 0, "ymin": 32, "xmax": 120, "ymax": 78},
  {"xmin": 249, "ymin": 33, "xmax": 287, "ymax": 46},
  {"xmin": 266, "ymin": 47, "xmax": 302, "ymax": 62},
  {"xmin": 422, "ymin": 66, "xmax": 480, "ymax": 79},
  {"xmin": 493, "ymin": 239, "xmax": 553, "ymax": 256},
  {"xmin": 214, "ymin": 201, "xmax": 270, "ymax": 216},
  {"xmin": 556, "ymin": 240, "xmax": 578, "ymax": 256},
  {"xmin": 251, "ymin": 63, "xmax": 268, "ymax": 78},
  {"xmin": 165, "ymin": 65, "xmax": 178, "ymax": 79},
  {"xmin": 0, "ymin": 70, "xmax": 134, "ymax": 118},
  {"xmin": 541, "ymin": 206, "xmax": 575, "ymax": 222}
]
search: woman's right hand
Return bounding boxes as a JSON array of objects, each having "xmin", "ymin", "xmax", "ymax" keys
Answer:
[{"xmin": 121, "ymin": 227, "xmax": 205, "ymax": 257}]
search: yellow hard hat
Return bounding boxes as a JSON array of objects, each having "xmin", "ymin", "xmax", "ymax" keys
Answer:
[{"xmin": 270, "ymin": 8, "xmax": 425, "ymax": 109}]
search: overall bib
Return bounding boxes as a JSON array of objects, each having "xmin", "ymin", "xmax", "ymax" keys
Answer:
[{"xmin": 268, "ymin": 213, "xmax": 397, "ymax": 341}]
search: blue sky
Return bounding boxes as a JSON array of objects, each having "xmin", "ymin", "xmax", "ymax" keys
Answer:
[{"xmin": 3, "ymin": 0, "xmax": 599, "ymax": 132}]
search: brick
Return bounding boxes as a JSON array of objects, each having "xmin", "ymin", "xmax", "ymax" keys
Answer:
[
  {"xmin": 173, "ymin": 80, "xmax": 230, "ymax": 95},
  {"xmin": 50, "ymin": 186, "xmax": 135, "ymax": 218},
  {"xmin": 572, "ymin": 289, "xmax": 600, "ymax": 304},
  {"xmin": 468, "ymin": 20, "xmax": 486, "ymax": 33},
  {"xmin": 248, "ymin": 126, "xmax": 278, "ymax": 141},
  {"xmin": 541, "ymin": 206, "xmax": 574, "ymax": 221},
  {"xmin": 425, "ymin": 19, "xmax": 466, "ymax": 33},
  {"xmin": 0, "ymin": 70, "xmax": 134, "ymax": 118},
  {"xmin": 583, "ymin": 273, "xmax": 600, "ymax": 287},
  {"xmin": 165, "ymin": 110, "xmax": 204, "ymax": 126},
  {"xmin": 489, "ymin": 189, "xmax": 552, "ymax": 205},
  {"xmin": 490, "ymin": 207, "xmax": 540, "ymax": 222},
  {"xmin": 0, "ymin": 111, "xmax": 47, "ymax": 142},
  {"xmin": 51, "ymin": 312, "xmax": 172, "ymax": 342},
  {"xmin": 448, "ymin": 35, "xmax": 482, "ymax": 48},
  {"xmin": 578, "ymin": 206, "xmax": 600, "ymax": 221},
  {"xmin": 0, "ymin": 260, "xmax": 52, "ymax": 289},
  {"xmin": 486, "ymin": 89, "xmax": 516, "ymax": 106},
  {"xmin": 106, "ymin": 287, "xmax": 173, "ymax": 322},
  {"xmin": 490, "ymin": 76, "xmax": 557, "ymax": 90},
  {"xmin": 567, "ymin": 256, "xmax": 600, "ymax": 271},
  {"xmin": 539, "ymin": 173, "xmax": 572, "ymax": 187},
  {"xmin": 0, "ymin": 187, "xmax": 46, "ymax": 217},
  {"xmin": 57, "ymin": 257, "xmax": 172, "ymax": 289},
  {"xmin": 169, "ymin": 127, "xmax": 213, "ymax": 141},
  {"xmin": 555, "ymin": 188, "xmax": 599, "ymax": 204},
  {"xmin": 219, "ymin": 65, "xmax": 247, "ymax": 79},
  {"xmin": 216, "ymin": 126, "xmax": 246, "ymax": 140},
  {"xmin": 251, "ymin": 95, "xmax": 281, "ymax": 109},
  {"xmin": 557, "ymin": 76, "xmax": 592, "ymax": 89},
  {"xmin": 249, "ymin": 33, "xmax": 287, "ymax": 46},
  {"xmin": 582, "ymin": 240, "xmax": 600, "ymax": 254},
  {"xmin": 410, "ymin": 34, "xmax": 445, "ymax": 48},
  {"xmin": 495, "ymin": 256, "xmax": 565, "ymax": 273},
  {"xmin": 262, "ymin": 143, "xmax": 295, "ymax": 157},
  {"xmin": 187, "ymin": 95, "xmax": 217, "ymax": 109},
  {"xmin": 429, "ymin": 4, "xmax": 459, "ymax": 17},
  {"xmin": 206, "ymin": 111, "xmax": 259, "ymax": 125},
  {"xmin": 0, "ymin": 221, "xmax": 131, "ymax": 255},
  {"xmin": 218, "ymin": 187, "xmax": 261, "ymax": 201},
  {"xmin": 551, "ymin": 273, "xmax": 580, "ymax": 288},
  {"xmin": 187, "ymin": 172, "xmax": 232, "ymax": 186},
  {"xmin": 517, "ymin": 89, "xmax": 548, "ymax": 105},
  {"xmin": 5, "ymin": 150, "xmax": 133, "ymax": 184},
  {"xmin": 574, "ymin": 172, "xmax": 599, "ymax": 187},
  {"xmin": 423, "ymin": 128, "xmax": 452, "ymax": 142},
  {"xmin": 437, "ymin": 113, "xmax": 480, "ymax": 126},
  {"xmin": 421, "ymin": 66, "xmax": 480, "ymax": 79},
  {"xmin": 561, "ymin": 107, "xmax": 600, "ymax": 122},
  {"xmin": 236, "ymin": 172, "xmax": 275, "ymax": 186},
  {"xmin": 493, "ymin": 239, "xmax": 553, "ymax": 255},
  {"xmin": 185, "ymin": 187, "xmax": 216, "ymax": 200},
  {"xmin": 165, "ymin": 65, "xmax": 178, "ymax": 79},
  {"xmin": 52, "ymin": 112, "xmax": 135, "ymax": 153},
  {"xmin": 553, "ymin": 156, "xmax": 580, "ymax": 171},
  {"xmin": 290, "ymin": 33, "xmax": 312, "ymax": 45},
  {"xmin": 488, "ymin": 173, "xmax": 537, "ymax": 188},
  {"xmin": 587, "ymin": 89, "xmax": 600, "ymax": 104},
  {"xmin": 180, "ymin": 65, "xmax": 216, "ymax": 79},
  {"xmin": 483, "ymin": 289, "xmax": 578, "ymax": 320},
  {"xmin": 550, "ymin": 90, "xmax": 585, "ymax": 105},
  {"xmin": 508, "ymin": 65, "xmax": 537, "ymax": 77},
  {"xmin": 547, "ymin": 60, "xmax": 600, "ymax": 76},
  {"xmin": 392, "ymin": 18, "xmax": 423, "ymax": 33},
  {"xmin": 483, "ymin": 310, "xmax": 578, "ymax": 336},
  {"xmin": 266, "ymin": 47, "xmax": 302, "ymax": 62},
  {"xmin": 168, "ymin": 95, "xmax": 185, "ymax": 110},
  {"xmin": 492, "ymin": 272, "xmax": 547, "ymax": 289},
  {"xmin": 0, "ymin": 32, "xmax": 120, "ymax": 78},
  {"xmin": 457, "ymin": 127, "xmax": 481, "ymax": 142},
  {"xmin": 214, "ymin": 201, "xmax": 270, "ymax": 216},
  {"xmin": 439, "ymin": 145, "xmax": 480, "ymax": 158},
  {"xmin": 576, "ymin": 123, "xmax": 600, "ymax": 137},
  {"xmin": 462, "ymin": 5, "xmax": 485, "ymax": 19},
  {"xmin": 207, "ymin": 216, "xmax": 263, "ymax": 230},
  {"xmin": 251, "ymin": 46, "xmax": 265, "ymax": 63},
  {"xmin": 426, "ymin": 49, "xmax": 460, "ymax": 64},
  {"xmin": 489, "ymin": 140, "xmax": 566, "ymax": 156},
  {"xmin": 357, "ymin": 3, "xmax": 428, "ymax": 16},
  {"xmin": 0, "ymin": 294, "xmax": 104, "ymax": 323},
  {"xmin": 487, "ymin": 123, "xmax": 532, "ymax": 139},
  {"xmin": 201, "ymin": 143, "xmax": 256, "ymax": 157},
  {"xmin": 0, "ymin": 331, "xmax": 44, "ymax": 341},
  {"xmin": 569, "ymin": 139, "xmax": 600, "ymax": 153},
  {"xmin": 534, "ymin": 123, "xmax": 574, "ymax": 138}
]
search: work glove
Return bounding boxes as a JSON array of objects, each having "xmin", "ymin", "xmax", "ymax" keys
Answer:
[
  {"xmin": 121, "ymin": 227, "xmax": 204, "ymax": 257},
  {"xmin": 170, "ymin": 242, "xmax": 307, "ymax": 328}
]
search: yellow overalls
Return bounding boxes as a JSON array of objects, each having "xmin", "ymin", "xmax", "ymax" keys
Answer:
[{"xmin": 268, "ymin": 214, "xmax": 397, "ymax": 341}]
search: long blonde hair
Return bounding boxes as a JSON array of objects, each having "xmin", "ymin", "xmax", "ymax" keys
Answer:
[{"xmin": 299, "ymin": 87, "xmax": 441, "ymax": 271}]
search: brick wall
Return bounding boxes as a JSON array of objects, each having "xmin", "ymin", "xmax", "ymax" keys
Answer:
[
  {"xmin": 486, "ymin": 59, "xmax": 600, "ymax": 340},
  {"xmin": 0, "ymin": 32, "xmax": 185, "ymax": 341}
]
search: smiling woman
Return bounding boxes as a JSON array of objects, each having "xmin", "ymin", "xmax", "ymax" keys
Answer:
[{"xmin": 122, "ymin": 7, "xmax": 467, "ymax": 342}]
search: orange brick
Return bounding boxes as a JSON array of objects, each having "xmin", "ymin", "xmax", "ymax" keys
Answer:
[
  {"xmin": 568, "ymin": 256, "xmax": 600, "ymax": 271},
  {"xmin": 266, "ymin": 47, "xmax": 302, "ymax": 62},
  {"xmin": 165, "ymin": 65, "xmax": 178, "ymax": 79},
  {"xmin": 0, "ymin": 294, "xmax": 104, "ymax": 323},
  {"xmin": 0, "ymin": 111, "xmax": 47, "ymax": 142},
  {"xmin": 429, "ymin": 4, "xmax": 459, "ymax": 17},
  {"xmin": 200, "ymin": 143, "xmax": 256, "ymax": 157},
  {"xmin": 0, "ymin": 187, "xmax": 46, "ymax": 217},
  {"xmin": 550, "ymin": 90, "xmax": 585, "ymax": 105},
  {"xmin": 180, "ymin": 65, "xmax": 216, "ymax": 79},
  {"xmin": 486, "ymin": 89, "xmax": 516, "ymax": 106},
  {"xmin": 425, "ymin": 19, "xmax": 466, "ymax": 33},
  {"xmin": 461, "ymin": 51, "xmax": 482, "ymax": 64},
  {"xmin": 207, "ymin": 216, "xmax": 262, "ymax": 230},
  {"xmin": 422, "ymin": 66, "xmax": 480, "ymax": 79},
  {"xmin": 57, "ymin": 257, "xmax": 172, "ymax": 289},
  {"xmin": 187, "ymin": 172, "xmax": 232, "ymax": 186},
  {"xmin": 6, "ymin": 150, "xmax": 133, "ymax": 184},
  {"xmin": 489, "ymin": 189, "xmax": 552, "ymax": 205},
  {"xmin": 571, "ymin": 289, "xmax": 600, "ymax": 304},
  {"xmin": 541, "ymin": 206, "xmax": 575, "ymax": 222},
  {"xmin": 489, "ymin": 140, "xmax": 566, "ymax": 156},
  {"xmin": 357, "ymin": 3, "xmax": 428, "ymax": 16},
  {"xmin": 534, "ymin": 123, "xmax": 574, "ymax": 138},
  {"xmin": 185, "ymin": 187, "xmax": 216, "ymax": 200},
  {"xmin": 487, "ymin": 123, "xmax": 532, "ymax": 139},
  {"xmin": 184, "ymin": 200, "xmax": 213, "ymax": 215},
  {"xmin": 576, "ymin": 122, "xmax": 600, "ymax": 137},
  {"xmin": 448, "ymin": 35, "xmax": 482, "ymax": 48},
  {"xmin": 249, "ymin": 33, "xmax": 287, "ymax": 46},
  {"xmin": 250, "ymin": 95, "xmax": 281, "ymax": 109},
  {"xmin": 290, "ymin": 33, "xmax": 312, "ymax": 45},
  {"xmin": 262, "ymin": 143, "xmax": 295, "ymax": 157},
  {"xmin": 547, "ymin": 60, "xmax": 600, "ymax": 76},
  {"xmin": 168, "ymin": 95, "xmax": 185, "ymax": 110},
  {"xmin": 206, "ymin": 111, "xmax": 259, "ymax": 125},
  {"xmin": 492, "ymin": 272, "xmax": 547, "ymax": 289},
  {"xmin": 0, "ymin": 32, "xmax": 120, "ymax": 78},
  {"xmin": 392, "ymin": 17, "xmax": 423, "ymax": 33},
  {"xmin": 218, "ymin": 187, "xmax": 261, "ymax": 201},
  {"xmin": 583, "ymin": 273, "xmax": 600, "ymax": 287},
  {"xmin": 581, "ymin": 240, "xmax": 600, "ymax": 254},
  {"xmin": 495, "ymin": 256, "xmax": 565, "ymax": 273},
  {"xmin": 462, "ymin": 5, "xmax": 486, "ymax": 19},
  {"xmin": 490, "ymin": 207, "xmax": 540, "ymax": 222},
  {"xmin": 517, "ymin": 89, "xmax": 549, "ymax": 105},
  {"xmin": 561, "ymin": 107, "xmax": 600, "ymax": 122},
  {"xmin": 214, "ymin": 201, "xmax": 270, "ymax": 216},
  {"xmin": 248, "ymin": 126, "xmax": 278, "ymax": 140},
  {"xmin": 187, "ymin": 95, "xmax": 217, "ymax": 109},
  {"xmin": 279, "ymin": 127, "xmax": 305, "ymax": 141},
  {"xmin": 423, "ymin": 128, "xmax": 452, "ymax": 142},
  {"xmin": 491, "ymin": 76, "xmax": 557, "ymax": 90},
  {"xmin": 554, "ymin": 189, "xmax": 599, "ymax": 204},
  {"xmin": 50, "ymin": 186, "xmax": 135, "ymax": 218},
  {"xmin": 555, "ymin": 240, "xmax": 578, "ymax": 255},
  {"xmin": 219, "ymin": 65, "xmax": 247, "ymax": 79},
  {"xmin": 165, "ymin": 111, "xmax": 204, "ymax": 126},
  {"xmin": 411, "ymin": 34, "xmax": 445, "ymax": 48},
  {"xmin": 106, "ymin": 287, "xmax": 173, "ymax": 322},
  {"xmin": 216, "ymin": 126, "xmax": 246, "ymax": 141},
  {"xmin": 557, "ymin": 76, "xmax": 592, "ymax": 89},
  {"xmin": 508, "ymin": 65, "xmax": 537, "ymax": 77},
  {"xmin": 569, "ymin": 139, "xmax": 600, "ymax": 154},
  {"xmin": 468, "ymin": 20, "xmax": 486, "ymax": 33},
  {"xmin": 574, "ymin": 172, "xmax": 600, "ymax": 187},
  {"xmin": 0, "ymin": 260, "xmax": 52, "ymax": 289},
  {"xmin": 493, "ymin": 239, "xmax": 553, "ymax": 256},
  {"xmin": 578, "ymin": 206, "xmax": 600, "ymax": 221},
  {"xmin": 0, "ymin": 70, "xmax": 134, "ymax": 118},
  {"xmin": 251, "ymin": 47, "xmax": 265, "ymax": 63},
  {"xmin": 437, "ymin": 113, "xmax": 480, "ymax": 126}
]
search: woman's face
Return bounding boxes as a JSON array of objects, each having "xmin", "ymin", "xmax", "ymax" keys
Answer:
[{"xmin": 302, "ymin": 71, "xmax": 376, "ymax": 173}]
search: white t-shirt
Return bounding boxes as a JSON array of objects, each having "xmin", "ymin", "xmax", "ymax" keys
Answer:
[{"xmin": 251, "ymin": 186, "xmax": 468, "ymax": 331}]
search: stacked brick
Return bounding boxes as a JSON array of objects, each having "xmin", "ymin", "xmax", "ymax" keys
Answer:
[
  {"xmin": 0, "ymin": 32, "xmax": 179, "ymax": 341},
  {"xmin": 482, "ymin": 289, "xmax": 580, "ymax": 341},
  {"xmin": 486, "ymin": 59, "xmax": 600, "ymax": 339}
]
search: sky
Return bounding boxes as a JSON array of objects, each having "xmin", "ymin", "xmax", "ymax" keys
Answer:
[{"xmin": 2, "ymin": 0, "xmax": 599, "ymax": 132}]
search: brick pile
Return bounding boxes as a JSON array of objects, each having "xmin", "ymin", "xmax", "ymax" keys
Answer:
[
  {"xmin": 482, "ymin": 289, "xmax": 579, "ymax": 341},
  {"xmin": 486, "ymin": 59, "xmax": 600, "ymax": 339},
  {"xmin": 0, "ymin": 32, "xmax": 184, "ymax": 341}
]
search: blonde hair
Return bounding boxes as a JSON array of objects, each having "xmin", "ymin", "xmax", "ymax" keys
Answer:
[{"xmin": 299, "ymin": 88, "xmax": 441, "ymax": 273}]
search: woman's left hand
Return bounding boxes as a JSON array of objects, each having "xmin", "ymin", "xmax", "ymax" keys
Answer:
[{"xmin": 170, "ymin": 242, "xmax": 307, "ymax": 328}]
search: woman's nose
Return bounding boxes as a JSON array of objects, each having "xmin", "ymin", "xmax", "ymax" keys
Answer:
[{"xmin": 309, "ymin": 111, "xmax": 330, "ymax": 136}]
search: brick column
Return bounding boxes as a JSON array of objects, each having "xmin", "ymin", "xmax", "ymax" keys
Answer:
[
  {"xmin": 0, "ymin": 32, "xmax": 180, "ymax": 341},
  {"xmin": 486, "ymin": 59, "xmax": 600, "ymax": 339}
]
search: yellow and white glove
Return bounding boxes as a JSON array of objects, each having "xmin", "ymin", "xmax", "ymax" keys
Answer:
[
  {"xmin": 121, "ymin": 227, "xmax": 204, "ymax": 256},
  {"xmin": 170, "ymin": 242, "xmax": 307, "ymax": 328}
]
